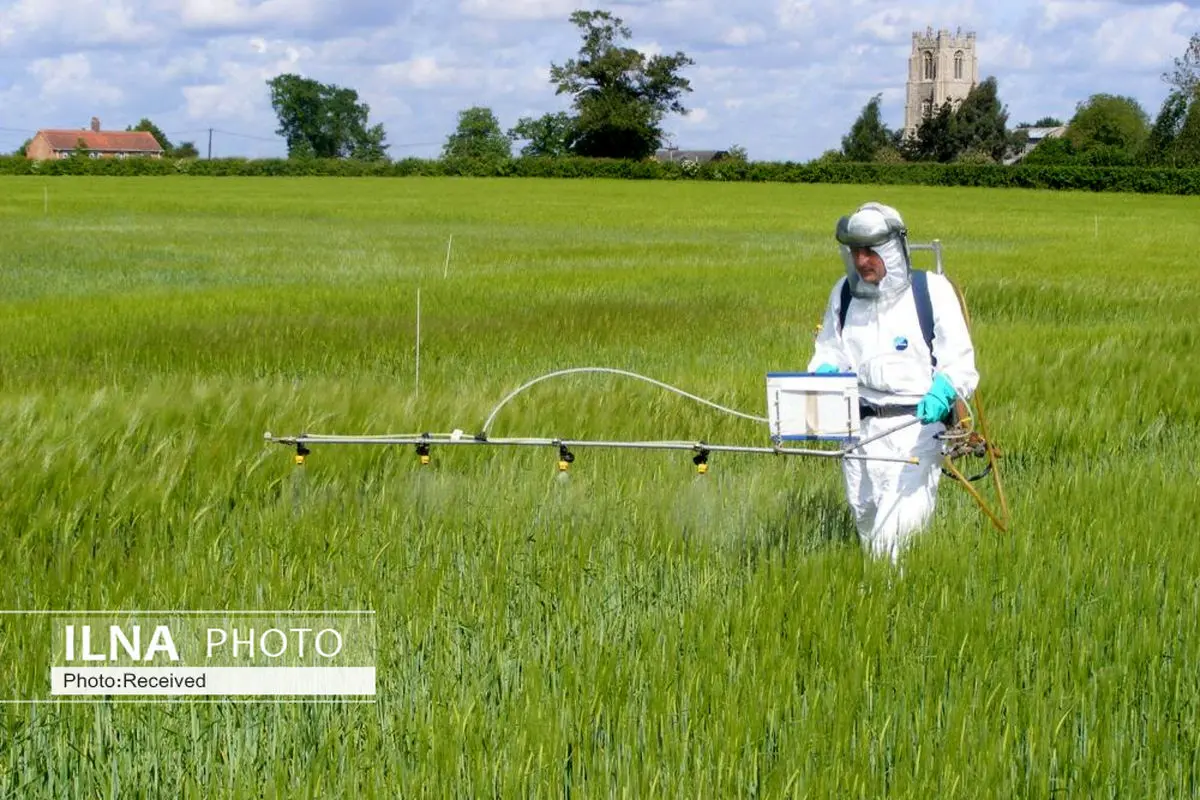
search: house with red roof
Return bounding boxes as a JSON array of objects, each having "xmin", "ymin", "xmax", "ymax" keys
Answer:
[{"xmin": 26, "ymin": 118, "xmax": 166, "ymax": 160}]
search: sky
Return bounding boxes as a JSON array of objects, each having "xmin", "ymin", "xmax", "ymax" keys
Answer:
[{"xmin": 1, "ymin": 0, "xmax": 1198, "ymax": 161}]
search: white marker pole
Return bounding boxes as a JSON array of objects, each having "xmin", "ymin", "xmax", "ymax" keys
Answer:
[
  {"xmin": 415, "ymin": 287, "xmax": 421, "ymax": 400},
  {"xmin": 443, "ymin": 235, "xmax": 453, "ymax": 279}
]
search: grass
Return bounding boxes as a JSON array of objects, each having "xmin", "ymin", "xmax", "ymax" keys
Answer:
[{"xmin": 0, "ymin": 176, "xmax": 1198, "ymax": 797}]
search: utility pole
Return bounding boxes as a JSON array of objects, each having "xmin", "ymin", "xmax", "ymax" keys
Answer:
[{"xmin": 207, "ymin": 128, "xmax": 213, "ymax": 159}]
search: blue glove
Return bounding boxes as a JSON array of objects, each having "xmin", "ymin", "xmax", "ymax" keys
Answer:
[
  {"xmin": 814, "ymin": 363, "xmax": 839, "ymax": 374},
  {"xmin": 917, "ymin": 373, "xmax": 957, "ymax": 424}
]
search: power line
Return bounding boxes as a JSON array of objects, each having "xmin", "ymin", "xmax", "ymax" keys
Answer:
[{"xmin": 211, "ymin": 128, "xmax": 285, "ymax": 142}]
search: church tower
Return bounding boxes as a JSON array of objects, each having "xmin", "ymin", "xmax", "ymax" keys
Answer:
[{"xmin": 904, "ymin": 27, "xmax": 978, "ymax": 138}]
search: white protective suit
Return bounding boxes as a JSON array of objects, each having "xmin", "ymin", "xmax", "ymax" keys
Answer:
[{"xmin": 807, "ymin": 204, "xmax": 978, "ymax": 561}]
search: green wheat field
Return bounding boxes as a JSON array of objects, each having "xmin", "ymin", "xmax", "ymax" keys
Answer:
[{"xmin": 1, "ymin": 176, "xmax": 1198, "ymax": 797}]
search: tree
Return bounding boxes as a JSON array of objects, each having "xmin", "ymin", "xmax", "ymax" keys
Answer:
[
  {"xmin": 1163, "ymin": 32, "xmax": 1200, "ymax": 98},
  {"xmin": 1074, "ymin": 144, "xmax": 1136, "ymax": 167},
  {"xmin": 570, "ymin": 94, "xmax": 659, "ymax": 159},
  {"xmin": 443, "ymin": 106, "xmax": 511, "ymax": 160},
  {"xmin": 127, "ymin": 118, "xmax": 173, "ymax": 153},
  {"xmin": 1065, "ymin": 94, "xmax": 1149, "ymax": 156},
  {"xmin": 1140, "ymin": 91, "xmax": 1190, "ymax": 166},
  {"xmin": 904, "ymin": 100, "xmax": 958, "ymax": 162},
  {"xmin": 1022, "ymin": 136, "xmax": 1077, "ymax": 165},
  {"xmin": 873, "ymin": 145, "xmax": 905, "ymax": 164},
  {"xmin": 954, "ymin": 148, "xmax": 995, "ymax": 165},
  {"xmin": 15, "ymin": 138, "xmax": 31, "ymax": 156},
  {"xmin": 1007, "ymin": 128, "xmax": 1030, "ymax": 160},
  {"xmin": 266, "ymin": 74, "xmax": 389, "ymax": 160},
  {"xmin": 840, "ymin": 94, "xmax": 893, "ymax": 161},
  {"xmin": 1170, "ymin": 96, "xmax": 1200, "ymax": 167},
  {"xmin": 549, "ymin": 9, "xmax": 694, "ymax": 159},
  {"xmin": 901, "ymin": 77, "xmax": 1023, "ymax": 162},
  {"xmin": 948, "ymin": 77, "xmax": 1018, "ymax": 161},
  {"xmin": 507, "ymin": 112, "xmax": 573, "ymax": 157},
  {"xmin": 1150, "ymin": 32, "xmax": 1200, "ymax": 168},
  {"xmin": 1032, "ymin": 116, "xmax": 1064, "ymax": 127},
  {"xmin": 125, "ymin": 118, "xmax": 198, "ymax": 158}
]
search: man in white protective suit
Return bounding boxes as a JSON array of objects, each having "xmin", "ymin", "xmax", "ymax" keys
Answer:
[{"xmin": 807, "ymin": 202, "xmax": 978, "ymax": 562}]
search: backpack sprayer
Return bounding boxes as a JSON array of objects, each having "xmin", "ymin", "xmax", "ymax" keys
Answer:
[
  {"xmin": 264, "ymin": 240, "xmax": 1009, "ymax": 533},
  {"xmin": 906, "ymin": 240, "xmax": 1009, "ymax": 532}
]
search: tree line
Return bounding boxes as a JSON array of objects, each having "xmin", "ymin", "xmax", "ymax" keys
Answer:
[
  {"xmin": 13, "ymin": 12, "xmax": 1199, "ymax": 170},
  {"xmin": 262, "ymin": 10, "xmax": 704, "ymax": 163},
  {"xmin": 268, "ymin": 18, "xmax": 1200, "ymax": 169},
  {"xmin": 837, "ymin": 34, "xmax": 1200, "ymax": 168}
]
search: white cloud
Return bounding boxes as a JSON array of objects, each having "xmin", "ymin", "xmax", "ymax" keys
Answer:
[
  {"xmin": 2, "ymin": 0, "xmax": 68, "ymax": 32},
  {"xmin": 775, "ymin": 0, "xmax": 818, "ymax": 31},
  {"xmin": 655, "ymin": 0, "xmax": 724, "ymax": 13},
  {"xmin": 178, "ymin": 0, "xmax": 314, "ymax": 29},
  {"xmin": 459, "ymin": 0, "xmax": 579, "ymax": 21},
  {"xmin": 179, "ymin": 0, "xmax": 249, "ymax": 27},
  {"xmin": 379, "ymin": 56, "xmax": 461, "ymax": 88},
  {"xmin": 979, "ymin": 34, "xmax": 1035, "ymax": 70},
  {"xmin": 27, "ymin": 54, "xmax": 124, "ymax": 107},
  {"xmin": 181, "ymin": 43, "xmax": 310, "ymax": 123},
  {"xmin": 722, "ymin": 25, "xmax": 767, "ymax": 46},
  {"xmin": 182, "ymin": 84, "xmax": 254, "ymax": 120},
  {"xmin": 857, "ymin": 9, "xmax": 972, "ymax": 43},
  {"xmin": 1038, "ymin": 1, "xmax": 1111, "ymax": 29},
  {"xmin": 0, "ymin": 0, "xmax": 156, "ymax": 47},
  {"xmin": 1091, "ymin": 3, "xmax": 1193, "ymax": 67},
  {"xmin": 683, "ymin": 107, "xmax": 709, "ymax": 124},
  {"xmin": 98, "ymin": 1, "xmax": 156, "ymax": 42},
  {"xmin": 376, "ymin": 54, "xmax": 552, "ymax": 98},
  {"xmin": 161, "ymin": 51, "xmax": 210, "ymax": 79}
]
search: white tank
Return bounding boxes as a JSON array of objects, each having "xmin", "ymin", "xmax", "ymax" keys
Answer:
[{"xmin": 766, "ymin": 372, "xmax": 861, "ymax": 442}]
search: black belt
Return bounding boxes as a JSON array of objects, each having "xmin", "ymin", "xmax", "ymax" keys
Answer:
[{"xmin": 860, "ymin": 403, "xmax": 918, "ymax": 419}]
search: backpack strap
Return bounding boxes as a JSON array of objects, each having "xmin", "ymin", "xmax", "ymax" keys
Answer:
[
  {"xmin": 836, "ymin": 278, "xmax": 852, "ymax": 334},
  {"xmin": 910, "ymin": 269, "xmax": 937, "ymax": 366}
]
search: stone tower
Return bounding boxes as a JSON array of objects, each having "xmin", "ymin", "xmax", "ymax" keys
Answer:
[{"xmin": 904, "ymin": 27, "xmax": 978, "ymax": 138}]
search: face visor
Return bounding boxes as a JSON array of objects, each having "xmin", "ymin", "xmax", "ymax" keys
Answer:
[{"xmin": 834, "ymin": 206, "xmax": 913, "ymax": 298}]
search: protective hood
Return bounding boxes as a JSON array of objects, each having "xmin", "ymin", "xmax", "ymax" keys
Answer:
[
  {"xmin": 840, "ymin": 237, "xmax": 912, "ymax": 299},
  {"xmin": 836, "ymin": 203, "xmax": 912, "ymax": 300}
]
